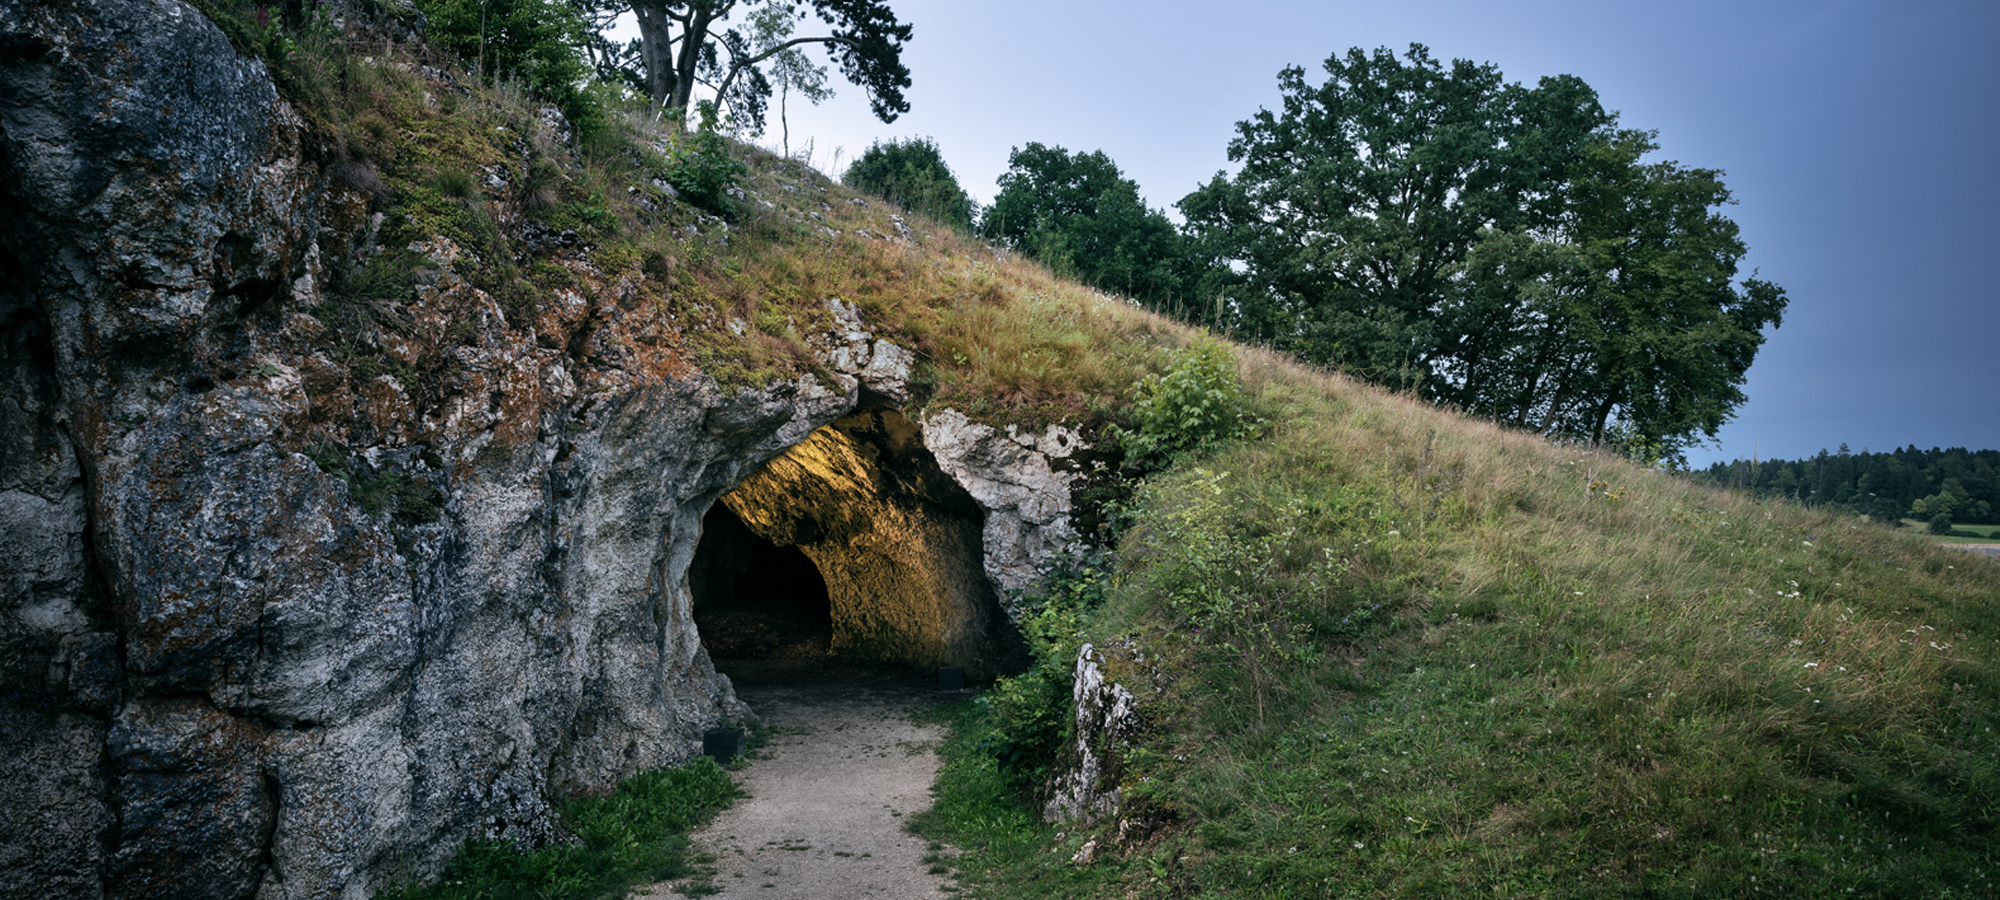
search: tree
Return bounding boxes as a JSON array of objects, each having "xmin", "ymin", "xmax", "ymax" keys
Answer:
[
  {"xmin": 417, "ymin": 0, "xmax": 600, "ymax": 129},
  {"xmin": 743, "ymin": 1, "xmax": 834, "ymax": 154},
  {"xmin": 981, "ymin": 143, "xmax": 1187, "ymax": 306},
  {"xmin": 1180, "ymin": 45, "xmax": 1787, "ymax": 457},
  {"xmin": 603, "ymin": 0, "xmax": 910, "ymax": 129},
  {"xmin": 842, "ymin": 137, "xmax": 975, "ymax": 231}
]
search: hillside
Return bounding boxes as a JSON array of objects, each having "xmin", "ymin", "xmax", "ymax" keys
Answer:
[
  {"xmin": 2, "ymin": 4, "xmax": 1995, "ymax": 899},
  {"xmin": 923, "ymin": 351, "xmax": 2000, "ymax": 898}
]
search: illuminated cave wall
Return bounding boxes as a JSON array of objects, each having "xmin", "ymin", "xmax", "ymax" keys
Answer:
[{"xmin": 711, "ymin": 407, "xmax": 1017, "ymax": 676}]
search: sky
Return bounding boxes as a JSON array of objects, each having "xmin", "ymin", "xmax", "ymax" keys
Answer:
[{"xmin": 623, "ymin": 0, "xmax": 2000, "ymax": 466}]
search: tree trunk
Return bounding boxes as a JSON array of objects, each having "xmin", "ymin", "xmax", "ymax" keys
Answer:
[
  {"xmin": 632, "ymin": 3, "xmax": 677, "ymax": 108},
  {"xmin": 669, "ymin": 6, "xmax": 717, "ymax": 119}
]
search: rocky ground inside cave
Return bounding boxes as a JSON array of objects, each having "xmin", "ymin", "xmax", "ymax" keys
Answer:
[{"xmin": 642, "ymin": 654, "xmax": 962, "ymax": 900}]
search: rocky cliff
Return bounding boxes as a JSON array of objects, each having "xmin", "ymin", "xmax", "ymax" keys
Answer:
[{"xmin": 0, "ymin": 2, "xmax": 1081, "ymax": 896}]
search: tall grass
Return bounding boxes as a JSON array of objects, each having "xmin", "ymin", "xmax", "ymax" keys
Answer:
[{"xmin": 949, "ymin": 346, "xmax": 1999, "ymax": 899}]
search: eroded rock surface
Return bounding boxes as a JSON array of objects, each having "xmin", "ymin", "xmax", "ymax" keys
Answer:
[
  {"xmin": 1044, "ymin": 642, "xmax": 1140, "ymax": 824},
  {"xmin": 720, "ymin": 408, "xmax": 1020, "ymax": 678},
  {"xmin": 921, "ymin": 409, "xmax": 1085, "ymax": 603},
  {"xmin": 0, "ymin": 3, "xmax": 1086, "ymax": 897}
]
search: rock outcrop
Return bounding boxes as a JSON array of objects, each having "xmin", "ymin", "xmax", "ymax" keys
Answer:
[
  {"xmin": 1043, "ymin": 642, "xmax": 1141, "ymax": 824},
  {"xmin": 922, "ymin": 409, "xmax": 1085, "ymax": 603},
  {"xmin": 0, "ymin": 2, "xmax": 1079, "ymax": 897}
]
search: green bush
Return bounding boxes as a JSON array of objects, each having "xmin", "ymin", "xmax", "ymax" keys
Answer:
[
  {"xmin": 412, "ymin": 0, "xmax": 605, "ymax": 141},
  {"xmin": 979, "ymin": 550, "xmax": 1113, "ymax": 796},
  {"xmin": 1112, "ymin": 338, "xmax": 1260, "ymax": 472},
  {"xmin": 662, "ymin": 103, "xmax": 748, "ymax": 218}
]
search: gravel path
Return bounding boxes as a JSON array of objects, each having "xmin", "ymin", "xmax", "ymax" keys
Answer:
[{"xmin": 642, "ymin": 661, "xmax": 957, "ymax": 900}]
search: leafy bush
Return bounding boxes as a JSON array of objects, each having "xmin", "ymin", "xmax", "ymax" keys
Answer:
[
  {"xmin": 662, "ymin": 103, "xmax": 749, "ymax": 218},
  {"xmin": 412, "ymin": 0, "xmax": 605, "ymax": 140},
  {"xmin": 842, "ymin": 137, "xmax": 977, "ymax": 230},
  {"xmin": 1112, "ymin": 338, "xmax": 1260, "ymax": 472}
]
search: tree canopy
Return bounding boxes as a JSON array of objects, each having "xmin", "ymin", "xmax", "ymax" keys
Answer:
[
  {"xmin": 980, "ymin": 143, "xmax": 1186, "ymax": 305},
  {"xmin": 842, "ymin": 137, "xmax": 976, "ymax": 231},
  {"xmin": 1180, "ymin": 45, "xmax": 1787, "ymax": 459},
  {"xmin": 588, "ymin": 0, "xmax": 911, "ymax": 129}
]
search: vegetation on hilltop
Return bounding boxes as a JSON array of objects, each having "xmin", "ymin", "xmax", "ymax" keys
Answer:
[
  {"xmin": 980, "ymin": 142, "xmax": 1189, "ymax": 310},
  {"xmin": 842, "ymin": 136, "xmax": 978, "ymax": 232},
  {"xmin": 1181, "ymin": 45, "xmax": 1787, "ymax": 463},
  {"xmin": 198, "ymin": 7, "xmax": 1989, "ymax": 898}
]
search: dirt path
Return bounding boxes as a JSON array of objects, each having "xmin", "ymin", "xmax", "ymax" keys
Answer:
[{"xmin": 644, "ymin": 662, "xmax": 955, "ymax": 900}]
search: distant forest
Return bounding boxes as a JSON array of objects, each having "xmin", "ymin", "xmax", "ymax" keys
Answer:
[{"xmin": 1690, "ymin": 445, "xmax": 1999, "ymax": 529}]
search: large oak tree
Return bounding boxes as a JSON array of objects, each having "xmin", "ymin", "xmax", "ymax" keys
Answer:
[{"xmin": 1181, "ymin": 44, "xmax": 1787, "ymax": 459}]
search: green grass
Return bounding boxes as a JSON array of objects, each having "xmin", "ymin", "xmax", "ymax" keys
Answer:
[
  {"xmin": 384, "ymin": 759, "xmax": 740, "ymax": 900},
  {"xmin": 937, "ymin": 356, "xmax": 2000, "ymax": 899},
  {"xmin": 907, "ymin": 701, "xmax": 1129, "ymax": 899}
]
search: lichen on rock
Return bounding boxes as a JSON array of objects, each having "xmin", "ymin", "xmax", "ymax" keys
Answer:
[{"xmin": 0, "ymin": 2, "xmax": 1105, "ymax": 896}]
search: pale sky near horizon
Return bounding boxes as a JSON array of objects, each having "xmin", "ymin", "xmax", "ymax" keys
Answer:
[{"xmin": 620, "ymin": 1, "xmax": 1999, "ymax": 466}]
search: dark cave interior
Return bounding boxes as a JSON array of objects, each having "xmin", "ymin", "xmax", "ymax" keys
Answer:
[{"xmin": 688, "ymin": 500, "xmax": 834, "ymax": 663}]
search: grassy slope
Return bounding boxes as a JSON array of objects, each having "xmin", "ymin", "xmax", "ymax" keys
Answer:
[
  {"xmin": 921, "ymin": 355, "xmax": 1999, "ymax": 899},
  {"xmin": 247, "ymin": 26, "xmax": 1994, "ymax": 898},
  {"xmin": 1079, "ymin": 355, "xmax": 2000, "ymax": 898}
]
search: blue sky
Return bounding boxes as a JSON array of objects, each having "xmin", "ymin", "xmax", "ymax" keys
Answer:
[{"xmin": 639, "ymin": 0, "xmax": 2000, "ymax": 466}]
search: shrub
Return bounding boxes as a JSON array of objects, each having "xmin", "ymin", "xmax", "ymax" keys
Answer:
[
  {"xmin": 979, "ymin": 550, "xmax": 1113, "ymax": 797},
  {"xmin": 662, "ymin": 103, "xmax": 748, "ymax": 218},
  {"xmin": 1112, "ymin": 338, "xmax": 1260, "ymax": 472},
  {"xmin": 412, "ymin": 0, "xmax": 605, "ymax": 141},
  {"xmin": 842, "ymin": 137, "xmax": 977, "ymax": 231}
]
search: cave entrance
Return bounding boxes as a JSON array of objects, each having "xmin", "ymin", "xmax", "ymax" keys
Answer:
[
  {"xmin": 689, "ymin": 501, "xmax": 834, "ymax": 662},
  {"xmin": 688, "ymin": 407, "xmax": 1017, "ymax": 681}
]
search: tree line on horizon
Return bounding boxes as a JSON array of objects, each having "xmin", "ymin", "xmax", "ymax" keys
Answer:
[
  {"xmin": 375, "ymin": 0, "xmax": 1789, "ymax": 467},
  {"xmin": 1688, "ymin": 445, "xmax": 1999, "ymax": 533}
]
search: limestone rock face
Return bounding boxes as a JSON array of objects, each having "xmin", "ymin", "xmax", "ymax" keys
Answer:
[
  {"xmin": 813, "ymin": 298, "xmax": 916, "ymax": 403},
  {"xmin": 921, "ymin": 409, "xmax": 1085, "ymax": 603},
  {"xmin": 1044, "ymin": 642, "xmax": 1140, "ymax": 824},
  {"xmin": 0, "ymin": 3, "xmax": 871, "ymax": 897},
  {"xmin": 0, "ymin": 2, "xmax": 1095, "ymax": 897}
]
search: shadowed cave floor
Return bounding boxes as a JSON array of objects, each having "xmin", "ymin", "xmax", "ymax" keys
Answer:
[{"xmin": 649, "ymin": 641, "xmax": 964, "ymax": 900}]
